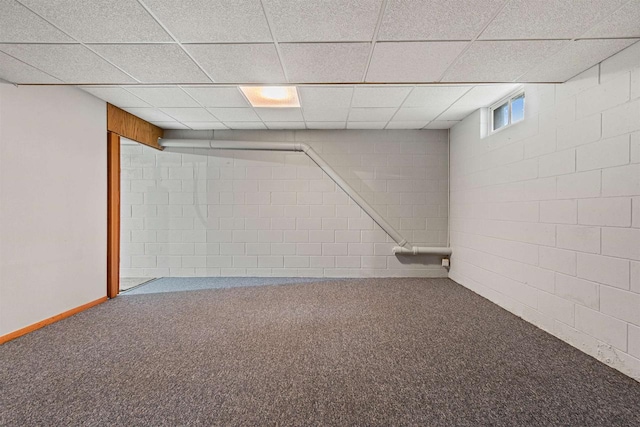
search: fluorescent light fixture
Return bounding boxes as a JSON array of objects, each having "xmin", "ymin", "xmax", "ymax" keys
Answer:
[{"xmin": 239, "ymin": 86, "xmax": 300, "ymax": 108}]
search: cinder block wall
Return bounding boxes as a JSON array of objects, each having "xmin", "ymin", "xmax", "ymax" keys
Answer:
[
  {"xmin": 121, "ymin": 130, "xmax": 449, "ymax": 278},
  {"xmin": 449, "ymin": 42, "xmax": 640, "ymax": 381}
]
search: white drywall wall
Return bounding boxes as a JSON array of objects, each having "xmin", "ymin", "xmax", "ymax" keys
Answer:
[
  {"xmin": 449, "ymin": 41, "xmax": 640, "ymax": 381},
  {"xmin": 120, "ymin": 130, "xmax": 449, "ymax": 278},
  {"xmin": 0, "ymin": 84, "xmax": 106, "ymax": 336}
]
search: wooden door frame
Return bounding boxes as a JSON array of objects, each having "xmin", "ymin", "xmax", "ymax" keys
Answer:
[
  {"xmin": 106, "ymin": 104, "xmax": 164, "ymax": 298},
  {"xmin": 107, "ymin": 131, "xmax": 120, "ymax": 298}
]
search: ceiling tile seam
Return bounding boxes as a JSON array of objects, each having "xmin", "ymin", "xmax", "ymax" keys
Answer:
[
  {"xmin": 470, "ymin": 38, "xmax": 573, "ymax": 42},
  {"xmin": 176, "ymin": 85, "xmax": 223, "ymax": 118},
  {"xmin": 179, "ymin": 41, "xmax": 273, "ymax": 46},
  {"xmin": 436, "ymin": 0, "xmax": 513, "ymax": 83},
  {"xmin": 510, "ymin": 0, "xmax": 637, "ymax": 83},
  {"xmin": 6, "ymin": 38, "xmax": 622, "ymax": 45},
  {"xmin": 576, "ymin": 36, "xmax": 640, "ymax": 41},
  {"xmin": 115, "ymin": 85, "xmax": 154, "ymax": 107},
  {"xmin": 13, "ymin": 0, "xmax": 142, "ymax": 84},
  {"xmin": 540, "ymin": 38, "xmax": 639, "ymax": 84},
  {"xmin": 276, "ymin": 41, "xmax": 378, "ymax": 45},
  {"xmin": 574, "ymin": 0, "xmax": 636, "ymax": 40},
  {"xmin": 135, "ymin": 0, "xmax": 215, "ymax": 83},
  {"xmin": 361, "ymin": 0, "xmax": 389, "ymax": 83},
  {"xmin": 510, "ymin": 0, "xmax": 635, "ymax": 83},
  {"xmin": 423, "ymin": 86, "xmax": 475, "ymax": 128},
  {"xmin": 81, "ymin": 42, "xmax": 180, "ymax": 45},
  {"xmin": 0, "ymin": 76, "xmax": 17, "ymax": 86},
  {"xmin": 344, "ymin": 84, "xmax": 358, "ymax": 123},
  {"xmin": 298, "ymin": 87, "xmax": 344, "ymax": 129},
  {"xmin": 514, "ymin": 0, "xmax": 639, "ymax": 83},
  {"xmin": 383, "ymin": 85, "xmax": 417, "ymax": 130},
  {"xmin": 512, "ymin": 39, "xmax": 572, "ymax": 83},
  {"xmin": 259, "ymin": 0, "xmax": 291, "ymax": 83},
  {"xmin": 0, "ymin": 42, "xmax": 79, "ymax": 45},
  {"xmin": 0, "ymin": 47, "xmax": 62, "ymax": 83},
  {"xmin": 511, "ymin": 40, "xmax": 575, "ymax": 82}
]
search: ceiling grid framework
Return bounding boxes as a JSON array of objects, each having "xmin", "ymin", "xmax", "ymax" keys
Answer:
[{"xmin": 0, "ymin": 0, "xmax": 639, "ymax": 130}]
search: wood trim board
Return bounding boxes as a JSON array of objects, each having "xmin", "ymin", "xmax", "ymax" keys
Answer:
[
  {"xmin": 106, "ymin": 103, "xmax": 164, "ymax": 151},
  {"xmin": 107, "ymin": 131, "xmax": 120, "ymax": 299},
  {"xmin": 0, "ymin": 297, "xmax": 107, "ymax": 345}
]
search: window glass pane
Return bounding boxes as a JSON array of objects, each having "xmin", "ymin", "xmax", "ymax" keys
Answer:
[
  {"xmin": 511, "ymin": 94, "xmax": 525, "ymax": 123},
  {"xmin": 492, "ymin": 102, "xmax": 509, "ymax": 131}
]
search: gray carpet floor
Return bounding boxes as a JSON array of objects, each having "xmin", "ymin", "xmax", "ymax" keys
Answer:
[{"xmin": 1, "ymin": 278, "xmax": 639, "ymax": 426}]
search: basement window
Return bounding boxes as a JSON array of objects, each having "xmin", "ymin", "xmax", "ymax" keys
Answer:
[{"xmin": 490, "ymin": 91, "xmax": 525, "ymax": 133}]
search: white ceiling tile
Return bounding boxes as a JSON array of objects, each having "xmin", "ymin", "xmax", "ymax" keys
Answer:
[
  {"xmin": 479, "ymin": 0, "xmax": 626, "ymax": 40},
  {"xmin": 0, "ymin": 1, "xmax": 72, "ymax": 42},
  {"xmin": 255, "ymin": 108, "xmax": 304, "ymax": 122},
  {"xmin": 185, "ymin": 44, "xmax": 285, "ymax": 83},
  {"xmin": 207, "ymin": 108, "xmax": 260, "ymax": 122},
  {"xmin": 425, "ymin": 120, "xmax": 460, "ymax": 129},
  {"xmin": 91, "ymin": 44, "xmax": 210, "ymax": 83},
  {"xmin": 160, "ymin": 108, "xmax": 216, "ymax": 122},
  {"xmin": 141, "ymin": 0, "xmax": 272, "ymax": 42},
  {"xmin": 367, "ymin": 42, "xmax": 468, "ymax": 82},
  {"xmin": 223, "ymin": 122, "xmax": 267, "ymax": 130},
  {"xmin": 306, "ymin": 122, "xmax": 346, "ymax": 129},
  {"xmin": 265, "ymin": 122, "xmax": 307, "ymax": 130},
  {"xmin": 519, "ymin": 39, "xmax": 639, "ymax": 83},
  {"xmin": 454, "ymin": 84, "xmax": 520, "ymax": 106},
  {"xmin": 0, "ymin": 50, "xmax": 61, "ymax": 83},
  {"xmin": 583, "ymin": 0, "xmax": 640, "ymax": 38},
  {"xmin": 352, "ymin": 86, "xmax": 412, "ymax": 108},
  {"xmin": 182, "ymin": 122, "xmax": 228, "ymax": 130},
  {"xmin": 379, "ymin": 0, "xmax": 507, "ymax": 41},
  {"xmin": 125, "ymin": 87, "xmax": 199, "ymax": 107},
  {"xmin": 347, "ymin": 122, "xmax": 387, "ymax": 129},
  {"xmin": 263, "ymin": 0, "xmax": 381, "ymax": 42},
  {"xmin": 82, "ymin": 87, "xmax": 150, "ymax": 107},
  {"xmin": 302, "ymin": 108, "xmax": 350, "ymax": 122},
  {"xmin": 182, "ymin": 87, "xmax": 250, "ymax": 107},
  {"xmin": 392, "ymin": 107, "xmax": 443, "ymax": 122},
  {"xmin": 123, "ymin": 108, "xmax": 174, "ymax": 122},
  {"xmin": 385, "ymin": 121, "xmax": 428, "ymax": 129},
  {"xmin": 348, "ymin": 108, "xmax": 396, "ymax": 121},
  {"xmin": 298, "ymin": 86, "xmax": 354, "ymax": 109},
  {"xmin": 0, "ymin": 44, "xmax": 135, "ymax": 83},
  {"xmin": 279, "ymin": 43, "xmax": 370, "ymax": 82},
  {"xmin": 150, "ymin": 121, "xmax": 190, "ymax": 130},
  {"xmin": 436, "ymin": 104, "xmax": 477, "ymax": 121},
  {"xmin": 442, "ymin": 41, "xmax": 567, "ymax": 82},
  {"xmin": 19, "ymin": 0, "xmax": 171, "ymax": 43},
  {"xmin": 403, "ymin": 86, "xmax": 471, "ymax": 107}
]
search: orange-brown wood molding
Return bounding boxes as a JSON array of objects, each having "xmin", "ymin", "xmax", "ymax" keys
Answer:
[
  {"xmin": 106, "ymin": 103, "xmax": 164, "ymax": 150},
  {"xmin": 107, "ymin": 131, "xmax": 120, "ymax": 299},
  {"xmin": 0, "ymin": 297, "xmax": 107, "ymax": 345}
]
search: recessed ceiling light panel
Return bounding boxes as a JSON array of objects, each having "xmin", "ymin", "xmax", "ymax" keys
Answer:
[{"xmin": 239, "ymin": 86, "xmax": 300, "ymax": 108}]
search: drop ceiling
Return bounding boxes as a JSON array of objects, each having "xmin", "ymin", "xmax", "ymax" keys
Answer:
[{"xmin": 1, "ymin": 0, "xmax": 639, "ymax": 130}]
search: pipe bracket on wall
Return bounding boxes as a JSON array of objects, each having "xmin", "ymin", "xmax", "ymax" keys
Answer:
[{"xmin": 159, "ymin": 138, "xmax": 452, "ymax": 257}]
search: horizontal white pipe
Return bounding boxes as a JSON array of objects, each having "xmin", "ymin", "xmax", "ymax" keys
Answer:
[
  {"xmin": 159, "ymin": 138, "xmax": 452, "ymax": 257},
  {"xmin": 392, "ymin": 246, "xmax": 452, "ymax": 256}
]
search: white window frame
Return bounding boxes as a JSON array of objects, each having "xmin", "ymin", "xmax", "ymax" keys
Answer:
[{"xmin": 489, "ymin": 90, "xmax": 525, "ymax": 135}]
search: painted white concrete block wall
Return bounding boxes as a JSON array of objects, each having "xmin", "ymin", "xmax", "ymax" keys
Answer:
[
  {"xmin": 121, "ymin": 130, "xmax": 449, "ymax": 278},
  {"xmin": 0, "ymin": 84, "xmax": 106, "ymax": 336},
  {"xmin": 449, "ymin": 41, "xmax": 640, "ymax": 381}
]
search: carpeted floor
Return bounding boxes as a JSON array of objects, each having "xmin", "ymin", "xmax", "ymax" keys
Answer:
[{"xmin": 1, "ymin": 278, "xmax": 639, "ymax": 426}]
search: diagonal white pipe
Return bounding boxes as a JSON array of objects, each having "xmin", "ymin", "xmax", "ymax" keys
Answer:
[{"xmin": 159, "ymin": 138, "xmax": 452, "ymax": 257}]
